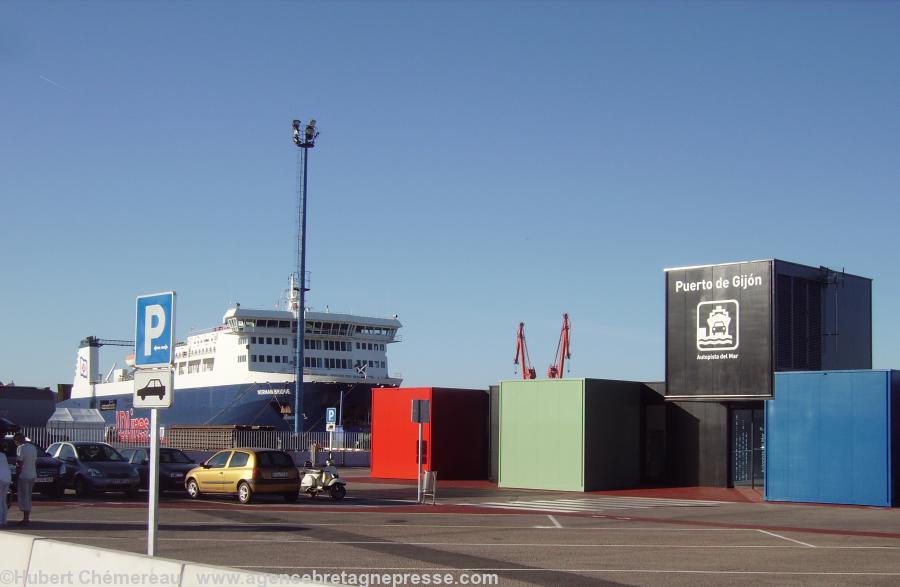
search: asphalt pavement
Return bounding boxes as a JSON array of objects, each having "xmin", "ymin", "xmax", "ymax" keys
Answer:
[{"xmin": 4, "ymin": 473, "xmax": 900, "ymax": 586}]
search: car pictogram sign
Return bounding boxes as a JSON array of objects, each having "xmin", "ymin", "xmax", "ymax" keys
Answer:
[{"xmin": 134, "ymin": 369, "xmax": 173, "ymax": 409}]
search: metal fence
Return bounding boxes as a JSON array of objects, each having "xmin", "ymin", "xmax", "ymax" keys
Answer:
[
  {"xmin": 230, "ymin": 429, "xmax": 370, "ymax": 452},
  {"xmin": 19, "ymin": 426, "xmax": 109, "ymax": 449},
  {"xmin": 18, "ymin": 425, "xmax": 370, "ymax": 453}
]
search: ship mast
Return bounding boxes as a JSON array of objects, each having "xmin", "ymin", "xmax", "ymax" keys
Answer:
[{"xmin": 292, "ymin": 118, "xmax": 318, "ymax": 434}]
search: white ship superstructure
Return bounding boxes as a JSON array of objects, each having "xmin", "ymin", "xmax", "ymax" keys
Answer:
[{"xmin": 213, "ymin": 306, "xmax": 402, "ymax": 386}]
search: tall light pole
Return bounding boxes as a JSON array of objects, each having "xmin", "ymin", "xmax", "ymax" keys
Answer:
[{"xmin": 292, "ymin": 118, "xmax": 318, "ymax": 433}]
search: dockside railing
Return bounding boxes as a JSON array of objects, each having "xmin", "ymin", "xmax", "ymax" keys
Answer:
[{"xmin": 16, "ymin": 425, "xmax": 371, "ymax": 453}]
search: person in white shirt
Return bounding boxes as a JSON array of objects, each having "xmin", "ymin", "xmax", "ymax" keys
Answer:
[
  {"xmin": 14, "ymin": 433, "xmax": 37, "ymax": 525},
  {"xmin": 0, "ymin": 450, "xmax": 11, "ymax": 527}
]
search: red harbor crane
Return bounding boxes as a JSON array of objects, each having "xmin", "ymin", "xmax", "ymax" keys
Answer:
[
  {"xmin": 547, "ymin": 313, "xmax": 571, "ymax": 378},
  {"xmin": 514, "ymin": 322, "xmax": 537, "ymax": 380}
]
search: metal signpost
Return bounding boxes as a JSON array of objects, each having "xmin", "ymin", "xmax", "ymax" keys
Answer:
[
  {"xmin": 411, "ymin": 399, "xmax": 430, "ymax": 502},
  {"xmin": 134, "ymin": 291, "xmax": 175, "ymax": 557},
  {"xmin": 326, "ymin": 407, "xmax": 337, "ymax": 450}
]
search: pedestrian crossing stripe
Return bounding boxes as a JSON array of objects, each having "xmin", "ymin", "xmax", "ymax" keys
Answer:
[{"xmin": 465, "ymin": 496, "xmax": 724, "ymax": 514}]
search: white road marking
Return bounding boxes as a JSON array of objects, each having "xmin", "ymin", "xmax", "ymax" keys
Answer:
[
  {"xmin": 547, "ymin": 515, "xmax": 563, "ymax": 528},
  {"xmin": 469, "ymin": 496, "xmax": 724, "ymax": 514},
  {"xmin": 757, "ymin": 529, "xmax": 817, "ymax": 548}
]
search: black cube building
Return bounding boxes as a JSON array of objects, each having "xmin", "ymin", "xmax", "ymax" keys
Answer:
[{"xmin": 660, "ymin": 259, "xmax": 872, "ymax": 487}]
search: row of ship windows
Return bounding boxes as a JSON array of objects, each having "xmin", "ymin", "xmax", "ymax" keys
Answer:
[
  {"xmin": 176, "ymin": 355, "xmax": 386, "ymax": 371},
  {"xmin": 233, "ymin": 355, "xmax": 389, "ymax": 370},
  {"xmin": 305, "ymin": 323, "xmax": 395, "ymax": 337},
  {"xmin": 236, "ymin": 336, "xmax": 385, "ymax": 353},
  {"xmin": 304, "ymin": 341, "xmax": 385, "ymax": 352},
  {"xmin": 305, "ymin": 358, "xmax": 347, "ymax": 369},
  {"xmin": 302, "ymin": 358, "xmax": 387, "ymax": 369},
  {"xmin": 230, "ymin": 318, "xmax": 395, "ymax": 338},
  {"xmin": 357, "ymin": 342, "xmax": 386, "ymax": 351},
  {"xmin": 239, "ymin": 336, "xmax": 290, "ymax": 346},
  {"xmin": 237, "ymin": 355, "xmax": 388, "ymax": 369},
  {"xmin": 243, "ymin": 355, "xmax": 292, "ymax": 364},
  {"xmin": 177, "ymin": 360, "xmax": 214, "ymax": 375},
  {"xmin": 304, "ymin": 341, "xmax": 385, "ymax": 351},
  {"xmin": 176, "ymin": 347, "xmax": 216, "ymax": 359},
  {"xmin": 229, "ymin": 318, "xmax": 293, "ymax": 330},
  {"xmin": 305, "ymin": 340, "xmax": 351, "ymax": 351}
]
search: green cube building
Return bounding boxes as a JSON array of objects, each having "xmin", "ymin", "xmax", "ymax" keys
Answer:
[{"xmin": 499, "ymin": 378, "xmax": 641, "ymax": 491}]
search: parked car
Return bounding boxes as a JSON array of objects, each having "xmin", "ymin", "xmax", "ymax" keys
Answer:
[
  {"xmin": 119, "ymin": 447, "xmax": 196, "ymax": 492},
  {"xmin": 45, "ymin": 441, "xmax": 140, "ymax": 497},
  {"xmin": 185, "ymin": 448, "xmax": 300, "ymax": 504},
  {"xmin": 2, "ymin": 435, "xmax": 67, "ymax": 499}
]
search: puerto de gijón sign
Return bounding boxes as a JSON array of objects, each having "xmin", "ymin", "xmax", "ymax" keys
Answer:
[
  {"xmin": 665, "ymin": 260, "xmax": 773, "ymax": 399},
  {"xmin": 135, "ymin": 292, "xmax": 176, "ymax": 367}
]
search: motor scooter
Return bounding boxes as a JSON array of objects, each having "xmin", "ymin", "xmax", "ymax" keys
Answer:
[{"xmin": 300, "ymin": 456, "xmax": 347, "ymax": 500}]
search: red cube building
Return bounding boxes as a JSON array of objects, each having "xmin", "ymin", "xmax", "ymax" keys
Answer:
[{"xmin": 371, "ymin": 387, "xmax": 488, "ymax": 480}]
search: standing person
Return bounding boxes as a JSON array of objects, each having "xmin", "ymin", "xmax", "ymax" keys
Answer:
[
  {"xmin": 0, "ymin": 449, "xmax": 10, "ymax": 527},
  {"xmin": 14, "ymin": 433, "xmax": 36, "ymax": 526},
  {"xmin": 309, "ymin": 441, "xmax": 320, "ymax": 468}
]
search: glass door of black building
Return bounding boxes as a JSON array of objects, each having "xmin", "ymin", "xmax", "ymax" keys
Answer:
[{"xmin": 731, "ymin": 406, "xmax": 764, "ymax": 489}]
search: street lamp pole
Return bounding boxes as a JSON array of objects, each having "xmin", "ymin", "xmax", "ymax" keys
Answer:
[{"xmin": 292, "ymin": 119, "xmax": 318, "ymax": 434}]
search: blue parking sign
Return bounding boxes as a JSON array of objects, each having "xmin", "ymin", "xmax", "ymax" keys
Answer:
[
  {"xmin": 135, "ymin": 292, "xmax": 176, "ymax": 367},
  {"xmin": 326, "ymin": 408, "xmax": 337, "ymax": 425}
]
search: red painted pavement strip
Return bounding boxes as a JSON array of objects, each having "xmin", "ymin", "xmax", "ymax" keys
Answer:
[
  {"xmin": 349, "ymin": 477, "xmax": 765, "ymax": 501},
  {"xmin": 343, "ymin": 477, "xmax": 764, "ymax": 503},
  {"xmin": 32, "ymin": 499, "xmax": 900, "ymax": 540},
  {"xmin": 35, "ymin": 500, "xmax": 490, "ymax": 515}
]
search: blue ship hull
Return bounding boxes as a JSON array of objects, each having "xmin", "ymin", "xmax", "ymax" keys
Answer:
[{"xmin": 59, "ymin": 381, "xmax": 385, "ymax": 432}]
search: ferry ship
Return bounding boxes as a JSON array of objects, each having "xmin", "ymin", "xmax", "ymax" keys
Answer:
[{"xmin": 58, "ymin": 277, "xmax": 402, "ymax": 432}]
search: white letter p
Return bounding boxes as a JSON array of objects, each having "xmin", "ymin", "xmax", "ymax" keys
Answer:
[{"xmin": 144, "ymin": 304, "xmax": 166, "ymax": 356}]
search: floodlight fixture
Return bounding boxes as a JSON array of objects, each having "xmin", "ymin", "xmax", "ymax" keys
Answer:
[
  {"xmin": 292, "ymin": 120, "xmax": 302, "ymax": 146},
  {"xmin": 304, "ymin": 119, "xmax": 318, "ymax": 145}
]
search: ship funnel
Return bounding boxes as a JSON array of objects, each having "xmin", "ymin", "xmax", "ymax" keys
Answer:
[{"xmin": 75, "ymin": 340, "xmax": 100, "ymax": 385}]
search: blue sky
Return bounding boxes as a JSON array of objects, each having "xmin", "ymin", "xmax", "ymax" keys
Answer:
[{"xmin": 2, "ymin": 1, "xmax": 898, "ymax": 389}]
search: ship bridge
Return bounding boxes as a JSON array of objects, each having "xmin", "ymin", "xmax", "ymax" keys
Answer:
[{"xmin": 220, "ymin": 306, "xmax": 402, "ymax": 385}]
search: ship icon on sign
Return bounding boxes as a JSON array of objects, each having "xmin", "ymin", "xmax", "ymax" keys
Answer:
[{"xmin": 697, "ymin": 300, "xmax": 739, "ymax": 351}]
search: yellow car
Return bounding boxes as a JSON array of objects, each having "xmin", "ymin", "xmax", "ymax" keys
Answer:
[{"xmin": 185, "ymin": 448, "xmax": 300, "ymax": 504}]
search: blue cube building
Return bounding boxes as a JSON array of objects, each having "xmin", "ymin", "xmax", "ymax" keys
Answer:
[{"xmin": 766, "ymin": 370, "xmax": 899, "ymax": 507}]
